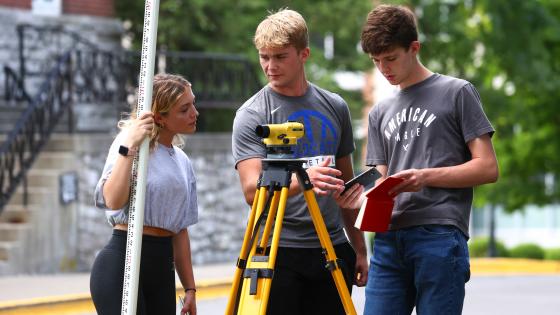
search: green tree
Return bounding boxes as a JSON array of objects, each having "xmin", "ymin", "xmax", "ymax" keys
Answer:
[
  {"xmin": 390, "ymin": 0, "xmax": 560, "ymax": 212},
  {"xmin": 115, "ymin": 0, "xmax": 372, "ymax": 117},
  {"xmin": 116, "ymin": 0, "xmax": 560, "ymax": 212}
]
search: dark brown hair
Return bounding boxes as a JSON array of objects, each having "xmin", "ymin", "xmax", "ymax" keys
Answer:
[{"xmin": 361, "ymin": 4, "xmax": 418, "ymax": 55}]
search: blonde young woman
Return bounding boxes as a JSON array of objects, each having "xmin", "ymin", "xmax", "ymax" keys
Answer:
[{"xmin": 91, "ymin": 74, "xmax": 199, "ymax": 315}]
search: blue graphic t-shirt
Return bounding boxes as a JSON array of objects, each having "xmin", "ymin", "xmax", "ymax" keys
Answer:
[{"xmin": 232, "ymin": 83, "xmax": 355, "ymax": 248}]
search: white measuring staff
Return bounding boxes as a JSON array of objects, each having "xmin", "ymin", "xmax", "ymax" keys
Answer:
[{"xmin": 121, "ymin": 0, "xmax": 160, "ymax": 314}]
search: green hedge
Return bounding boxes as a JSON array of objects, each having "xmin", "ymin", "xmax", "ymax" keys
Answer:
[
  {"xmin": 544, "ymin": 248, "xmax": 560, "ymax": 261},
  {"xmin": 509, "ymin": 243, "xmax": 545, "ymax": 260},
  {"xmin": 468, "ymin": 237, "xmax": 509, "ymax": 257}
]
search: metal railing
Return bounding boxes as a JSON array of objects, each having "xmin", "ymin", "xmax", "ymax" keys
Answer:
[
  {"xmin": 3, "ymin": 66, "xmax": 31, "ymax": 103},
  {"xmin": 122, "ymin": 50, "xmax": 262, "ymax": 109},
  {"xmin": 0, "ymin": 53, "xmax": 72, "ymax": 210},
  {"xmin": 0, "ymin": 23, "xmax": 262, "ymax": 213},
  {"xmin": 11, "ymin": 24, "xmax": 261, "ymax": 110}
]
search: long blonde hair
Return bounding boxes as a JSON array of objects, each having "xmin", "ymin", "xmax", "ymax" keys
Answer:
[{"xmin": 119, "ymin": 73, "xmax": 192, "ymax": 151}]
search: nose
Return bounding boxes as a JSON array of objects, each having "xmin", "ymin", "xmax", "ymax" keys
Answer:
[
  {"xmin": 378, "ymin": 61, "xmax": 389, "ymax": 74},
  {"xmin": 268, "ymin": 58, "xmax": 278, "ymax": 72}
]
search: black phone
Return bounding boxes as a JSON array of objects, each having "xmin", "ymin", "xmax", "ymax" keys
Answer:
[{"xmin": 343, "ymin": 167, "xmax": 381, "ymax": 193}]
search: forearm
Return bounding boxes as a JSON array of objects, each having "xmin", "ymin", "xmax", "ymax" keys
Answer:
[
  {"xmin": 341, "ymin": 211, "xmax": 367, "ymax": 256},
  {"xmin": 173, "ymin": 230, "xmax": 196, "ymax": 290},
  {"xmin": 422, "ymin": 157, "xmax": 498, "ymax": 188}
]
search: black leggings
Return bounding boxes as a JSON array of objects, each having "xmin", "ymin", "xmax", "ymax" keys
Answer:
[{"xmin": 90, "ymin": 230, "xmax": 176, "ymax": 315}]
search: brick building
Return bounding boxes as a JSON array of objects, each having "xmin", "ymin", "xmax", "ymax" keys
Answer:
[{"xmin": 0, "ymin": 0, "xmax": 115, "ymax": 17}]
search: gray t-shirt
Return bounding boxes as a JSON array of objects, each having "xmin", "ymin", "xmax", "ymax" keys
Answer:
[
  {"xmin": 94, "ymin": 131, "xmax": 198, "ymax": 233},
  {"xmin": 232, "ymin": 83, "xmax": 355, "ymax": 248},
  {"xmin": 366, "ymin": 74, "xmax": 494, "ymax": 236}
]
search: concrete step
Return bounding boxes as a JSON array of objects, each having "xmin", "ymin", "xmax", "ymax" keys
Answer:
[
  {"xmin": 42, "ymin": 133, "xmax": 114, "ymax": 152},
  {"xmin": 0, "ymin": 223, "xmax": 30, "ymax": 242},
  {"xmin": 1, "ymin": 133, "xmax": 115, "ymax": 153},
  {"xmin": 32, "ymin": 152, "xmax": 76, "ymax": 170},
  {"xmin": 26, "ymin": 169, "xmax": 61, "ymax": 187},
  {"xmin": 9, "ymin": 187, "xmax": 56, "ymax": 205},
  {"xmin": 43, "ymin": 134, "xmax": 75, "ymax": 152},
  {"xmin": 0, "ymin": 205, "xmax": 35, "ymax": 224}
]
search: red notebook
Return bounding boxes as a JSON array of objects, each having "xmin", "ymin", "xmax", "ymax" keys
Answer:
[{"xmin": 354, "ymin": 177, "xmax": 404, "ymax": 232}]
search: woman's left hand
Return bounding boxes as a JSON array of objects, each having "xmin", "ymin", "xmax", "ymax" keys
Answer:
[{"xmin": 181, "ymin": 290, "xmax": 196, "ymax": 315}]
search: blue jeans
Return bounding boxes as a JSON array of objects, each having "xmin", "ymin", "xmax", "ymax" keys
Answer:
[{"xmin": 364, "ymin": 225, "xmax": 470, "ymax": 315}]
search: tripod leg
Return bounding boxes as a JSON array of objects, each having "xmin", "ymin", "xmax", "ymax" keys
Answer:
[
  {"xmin": 302, "ymin": 189, "xmax": 357, "ymax": 315},
  {"xmin": 226, "ymin": 187, "xmax": 268, "ymax": 315},
  {"xmin": 257, "ymin": 189, "xmax": 281, "ymax": 252},
  {"xmin": 237, "ymin": 187, "xmax": 289, "ymax": 315}
]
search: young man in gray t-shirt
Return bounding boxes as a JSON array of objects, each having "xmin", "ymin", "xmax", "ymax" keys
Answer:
[
  {"xmin": 231, "ymin": 9, "xmax": 367, "ymax": 315},
  {"xmin": 359, "ymin": 5, "xmax": 499, "ymax": 315}
]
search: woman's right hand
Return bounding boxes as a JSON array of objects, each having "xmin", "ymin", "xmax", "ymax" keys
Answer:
[{"xmin": 125, "ymin": 112, "xmax": 154, "ymax": 148}]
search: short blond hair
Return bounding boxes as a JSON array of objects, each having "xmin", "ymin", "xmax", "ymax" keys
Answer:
[{"xmin": 254, "ymin": 9, "xmax": 308, "ymax": 51}]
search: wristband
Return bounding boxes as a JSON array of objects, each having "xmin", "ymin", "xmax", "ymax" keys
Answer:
[
  {"xmin": 118, "ymin": 145, "xmax": 137, "ymax": 157},
  {"xmin": 184, "ymin": 288, "xmax": 196, "ymax": 293}
]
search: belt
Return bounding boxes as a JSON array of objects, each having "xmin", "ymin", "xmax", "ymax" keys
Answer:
[{"xmin": 114, "ymin": 224, "xmax": 174, "ymax": 237}]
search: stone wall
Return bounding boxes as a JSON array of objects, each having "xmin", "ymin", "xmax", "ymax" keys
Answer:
[{"xmin": 0, "ymin": 6, "xmax": 123, "ymax": 98}]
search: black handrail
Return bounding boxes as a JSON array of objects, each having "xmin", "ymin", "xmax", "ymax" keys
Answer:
[
  {"xmin": 121, "ymin": 50, "xmax": 262, "ymax": 109},
  {"xmin": 0, "ymin": 53, "xmax": 72, "ymax": 210},
  {"xmin": 0, "ymin": 24, "xmax": 263, "ymax": 214},
  {"xmin": 12, "ymin": 24, "xmax": 262, "ymax": 109},
  {"xmin": 3, "ymin": 66, "xmax": 31, "ymax": 103}
]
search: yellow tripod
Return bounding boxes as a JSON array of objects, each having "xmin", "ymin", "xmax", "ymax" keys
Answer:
[{"xmin": 225, "ymin": 158, "xmax": 356, "ymax": 315}]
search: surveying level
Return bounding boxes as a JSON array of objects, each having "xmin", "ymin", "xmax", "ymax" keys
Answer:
[
  {"xmin": 255, "ymin": 121, "xmax": 304, "ymax": 147},
  {"xmin": 225, "ymin": 122, "xmax": 356, "ymax": 315},
  {"xmin": 255, "ymin": 122, "xmax": 304, "ymax": 158}
]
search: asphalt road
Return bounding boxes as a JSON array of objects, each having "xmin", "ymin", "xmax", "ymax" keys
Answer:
[{"xmin": 198, "ymin": 275, "xmax": 560, "ymax": 314}]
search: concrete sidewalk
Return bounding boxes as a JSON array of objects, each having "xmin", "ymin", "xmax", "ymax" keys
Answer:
[
  {"xmin": 0, "ymin": 259, "xmax": 559, "ymax": 312},
  {"xmin": 0, "ymin": 263, "xmax": 234, "ymax": 311}
]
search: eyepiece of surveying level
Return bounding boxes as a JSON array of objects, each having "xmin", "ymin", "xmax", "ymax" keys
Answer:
[{"xmin": 255, "ymin": 122, "xmax": 304, "ymax": 147}]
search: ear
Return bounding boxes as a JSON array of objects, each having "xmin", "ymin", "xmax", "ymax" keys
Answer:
[
  {"xmin": 299, "ymin": 47, "xmax": 310, "ymax": 62},
  {"xmin": 154, "ymin": 112, "xmax": 163, "ymax": 125},
  {"xmin": 409, "ymin": 41, "xmax": 420, "ymax": 55}
]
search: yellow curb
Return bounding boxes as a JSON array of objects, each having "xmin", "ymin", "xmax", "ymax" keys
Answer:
[
  {"xmin": 0, "ymin": 294, "xmax": 91, "ymax": 311},
  {"xmin": 471, "ymin": 258, "xmax": 560, "ymax": 275},
  {"xmin": 0, "ymin": 277, "xmax": 233, "ymax": 312},
  {"xmin": 3, "ymin": 260, "xmax": 560, "ymax": 313},
  {"xmin": 175, "ymin": 277, "xmax": 232, "ymax": 300}
]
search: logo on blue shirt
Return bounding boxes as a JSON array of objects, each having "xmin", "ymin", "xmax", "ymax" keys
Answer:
[{"xmin": 287, "ymin": 109, "xmax": 337, "ymax": 158}]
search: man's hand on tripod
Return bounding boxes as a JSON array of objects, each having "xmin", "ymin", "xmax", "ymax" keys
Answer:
[{"xmin": 306, "ymin": 157, "xmax": 345, "ymax": 196}]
